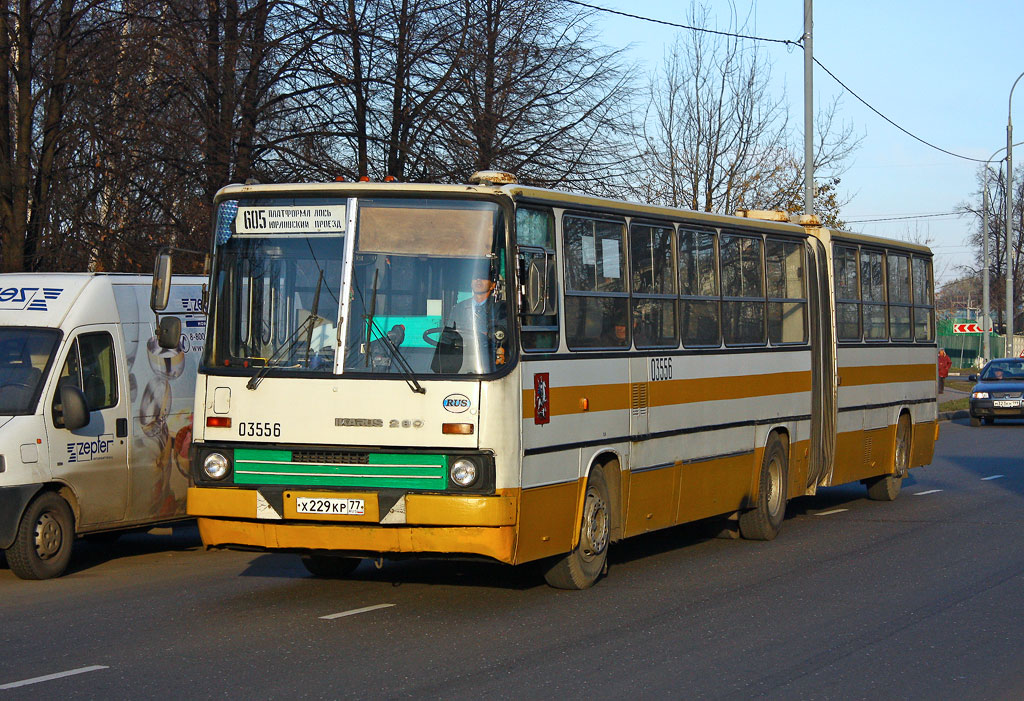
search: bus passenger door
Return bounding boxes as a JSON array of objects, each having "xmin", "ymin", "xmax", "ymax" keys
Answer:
[{"xmin": 807, "ymin": 239, "xmax": 835, "ymax": 489}]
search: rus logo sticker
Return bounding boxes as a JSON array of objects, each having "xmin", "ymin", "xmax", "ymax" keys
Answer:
[{"xmin": 442, "ymin": 393, "xmax": 471, "ymax": 413}]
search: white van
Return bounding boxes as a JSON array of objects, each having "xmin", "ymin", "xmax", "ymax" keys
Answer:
[{"xmin": 0, "ymin": 273, "xmax": 205, "ymax": 579}]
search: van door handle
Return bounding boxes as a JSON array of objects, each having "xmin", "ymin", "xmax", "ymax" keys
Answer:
[{"xmin": 116, "ymin": 418, "xmax": 128, "ymax": 437}]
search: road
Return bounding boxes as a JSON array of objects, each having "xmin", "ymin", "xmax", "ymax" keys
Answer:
[{"xmin": 2, "ymin": 418, "xmax": 1022, "ymax": 699}]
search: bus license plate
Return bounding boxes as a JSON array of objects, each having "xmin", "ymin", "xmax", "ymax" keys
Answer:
[
  {"xmin": 295, "ymin": 497, "xmax": 365, "ymax": 515},
  {"xmin": 993, "ymin": 400, "xmax": 1021, "ymax": 408}
]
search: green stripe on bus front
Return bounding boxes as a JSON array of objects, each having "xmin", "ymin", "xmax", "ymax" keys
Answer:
[
  {"xmin": 231, "ymin": 449, "xmax": 448, "ymax": 488},
  {"xmin": 235, "ymin": 448, "xmax": 292, "ymax": 463},
  {"xmin": 233, "ymin": 473, "xmax": 447, "ymax": 489},
  {"xmin": 234, "ymin": 462, "xmax": 442, "ymax": 477}
]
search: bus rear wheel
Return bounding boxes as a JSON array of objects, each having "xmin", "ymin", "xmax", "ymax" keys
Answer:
[
  {"xmin": 544, "ymin": 468, "xmax": 610, "ymax": 590},
  {"xmin": 866, "ymin": 415, "xmax": 909, "ymax": 501},
  {"xmin": 5, "ymin": 491, "xmax": 75, "ymax": 580},
  {"xmin": 302, "ymin": 554, "xmax": 361, "ymax": 578},
  {"xmin": 739, "ymin": 435, "xmax": 788, "ymax": 541}
]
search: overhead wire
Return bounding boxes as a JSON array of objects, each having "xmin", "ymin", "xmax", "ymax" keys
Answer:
[{"xmin": 563, "ymin": 0, "xmax": 990, "ymax": 164}]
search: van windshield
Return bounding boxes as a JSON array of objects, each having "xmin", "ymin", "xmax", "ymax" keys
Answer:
[{"xmin": 0, "ymin": 328, "xmax": 61, "ymax": 414}]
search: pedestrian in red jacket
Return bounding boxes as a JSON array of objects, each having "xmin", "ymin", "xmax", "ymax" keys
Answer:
[{"xmin": 938, "ymin": 349, "xmax": 952, "ymax": 392}]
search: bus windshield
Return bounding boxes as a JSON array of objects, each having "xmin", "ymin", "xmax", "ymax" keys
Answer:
[
  {"xmin": 205, "ymin": 198, "xmax": 347, "ymax": 374},
  {"xmin": 0, "ymin": 328, "xmax": 61, "ymax": 414},
  {"xmin": 343, "ymin": 198, "xmax": 508, "ymax": 376},
  {"xmin": 205, "ymin": 196, "xmax": 509, "ymax": 377}
]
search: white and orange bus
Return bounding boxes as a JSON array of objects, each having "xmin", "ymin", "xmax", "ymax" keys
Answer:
[{"xmin": 156, "ymin": 172, "xmax": 937, "ymax": 589}]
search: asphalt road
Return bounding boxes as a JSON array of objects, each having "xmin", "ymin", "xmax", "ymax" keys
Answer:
[{"xmin": 2, "ymin": 418, "xmax": 1022, "ymax": 699}]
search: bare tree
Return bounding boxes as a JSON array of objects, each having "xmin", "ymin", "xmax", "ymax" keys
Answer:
[
  {"xmin": 958, "ymin": 163, "xmax": 1024, "ymax": 328},
  {"xmin": 631, "ymin": 2, "xmax": 860, "ymax": 224},
  {"xmin": 439, "ymin": 0, "xmax": 635, "ymax": 191}
]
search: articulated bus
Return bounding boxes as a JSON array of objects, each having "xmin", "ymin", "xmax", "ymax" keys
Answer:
[{"xmin": 160, "ymin": 172, "xmax": 937, "ymax": 589}]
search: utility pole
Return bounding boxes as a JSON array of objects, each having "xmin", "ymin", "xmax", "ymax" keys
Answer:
[{"xmin": 803, "ymin": 0, "xmax": 814, "ymax": 216}]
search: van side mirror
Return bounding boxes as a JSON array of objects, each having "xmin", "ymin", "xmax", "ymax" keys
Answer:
[
  {"xmin": 58, "ymin": 384, "xmax": 90, "ymax": 431},
  {"xmin": 151, "ymin": 252, "xmax": 173, "ymax": 312},
  {"xmin": 157, "ymin": 316, "xmax": 182, "ymax": 350}
]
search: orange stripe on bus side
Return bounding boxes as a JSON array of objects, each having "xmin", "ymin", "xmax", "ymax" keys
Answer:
[
  {"xmin": 838, "ymin": 363, "xmax": 935, "ymax": 386},
  {"xmin": 521, "ymin": 370, "xmax": 812, "ymax": 419}
]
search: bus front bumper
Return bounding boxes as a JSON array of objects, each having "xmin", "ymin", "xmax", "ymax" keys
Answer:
[{"xmin": 188, "ymin": 487, "xmax": 519, "ymax": 564}]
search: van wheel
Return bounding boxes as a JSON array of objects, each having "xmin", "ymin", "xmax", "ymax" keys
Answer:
[
  {"xmin": 739, "ymin": 435, "xmax": 788, "ymax": 541},
  {"xmin": 544, "ymin": 468, "xmax": 610, "ymax": 589},
  {"xmin": 866, "ymin": 415, "xmax": 909, "ymax": 501},
  {"xmin": 5, "ymin": 492, "xmax": 75, "ymax": 580},
  {"xmin": 301, "ymin": 555, "xmax": 361, "ymax": 578}
]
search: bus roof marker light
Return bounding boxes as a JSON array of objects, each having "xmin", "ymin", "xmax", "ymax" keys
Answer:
[{"xmin": 468, "ymin": 171, "xmax": 518, "ymax": 186}]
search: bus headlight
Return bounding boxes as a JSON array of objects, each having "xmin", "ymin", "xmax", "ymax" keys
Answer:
[
  {"xmin": 449, "ymin": 458, "xmax": 479, "ymax": 487},
  {"xmin": 203, "ymin": 452, "xmax": 231, "ymax": 480}
]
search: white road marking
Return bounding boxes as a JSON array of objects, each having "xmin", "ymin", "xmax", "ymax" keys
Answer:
[
  {"xmin": 0, "ymin": 665, "xmax": 108, "ymax": 690},
  {"xmin": 320, "ymin": 603, "xmax": 395, "ymax": 620},
  {"xmin": 815, "ymin": 508, "xmax": 848, "ymax": 516},
  {"xmin": 981, "ymin": 475, "xmax": 1005, "ymax": 481},
  {"xmin": 914, "ymin": 489, "xmax": 943, "ymax": 495}
]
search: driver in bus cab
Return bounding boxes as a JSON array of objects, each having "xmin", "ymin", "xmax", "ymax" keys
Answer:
[{"xmin": 447, "ymin": 259, "xmax": 507, "ymax": 371}]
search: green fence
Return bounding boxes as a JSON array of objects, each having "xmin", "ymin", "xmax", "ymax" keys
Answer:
[{"xmin": 937, "ymin": 334, "xmax": 1005, "ymax": 368}]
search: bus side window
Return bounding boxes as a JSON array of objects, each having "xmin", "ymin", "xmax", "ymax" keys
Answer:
[
  {"xmin": 563, "ymin": 214, "xmax": 629, "ymax": 349},
  {"xmin": 679, "ymin": 228, "xmax": 720, "ymax": 347},
  {"xmin": 834, "ymin": 244, "xmax": 861, "ymax": 341},
  {"xmin": 861, "ymin": 249, "xmax": 887, "ymax": 340},
  {"xmin": 516, "ymin": 207, "xmax": 559, "ymax": 351},
  {"xmin": 887, "ymin": 252, "xmax": 912, "ymax": 341},
  {"xmin": 720, "ymin": 233, "xmax": 765, "ymax": 346},
  {"xmin": 630, "ymin": 222, "xmax": 677, "ymax": 348},
  {"xmin": 766, "ymin": 238, "xmax": 807, "ymax": 345},
  {"xmin": 912, "ymin": 256, "xmax": 934, "ymax": 341}
]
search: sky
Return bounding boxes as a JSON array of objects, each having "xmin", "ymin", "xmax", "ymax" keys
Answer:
[{"xmin": 589, "ymin": 0, "xmax": 1024, "ymax": 287}]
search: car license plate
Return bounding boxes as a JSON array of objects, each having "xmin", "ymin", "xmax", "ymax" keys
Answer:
[
  {"xmin": 993, "ymin": 399, "xmax": 1021, "ymax": 408},
  {"xmin": 295, "ymin": 497, "xmax": 365, "ymax": 515}
]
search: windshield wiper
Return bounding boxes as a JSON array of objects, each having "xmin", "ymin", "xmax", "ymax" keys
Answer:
[
  {"xmin": 354, "ymin": 267, "xmax": 425, "ymax": 395},
  {"xmin": 247, "ymin": 273, "xmax": 326, "ymax": 391}
]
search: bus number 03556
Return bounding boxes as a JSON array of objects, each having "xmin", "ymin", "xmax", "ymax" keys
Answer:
[{"xmin": 238, "ymin": 421, "xmax": 282, "ymax": 438}]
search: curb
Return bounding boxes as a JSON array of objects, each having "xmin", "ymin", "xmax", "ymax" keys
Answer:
[{"xmin": 938, "ymin": 410, "xmax": 969, "ymax": 422}]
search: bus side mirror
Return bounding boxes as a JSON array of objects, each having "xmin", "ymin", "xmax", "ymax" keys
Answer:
[
  {"xmin": 518, "ymin": 247, "xmax": 552, "ymax": 315},
  {"xmin": 157, "ymin": 316, "xmax": 182, "ymax": 350},
  {"xmin": 58, "ymin": 384, "xmax": 90, "ymax": 431},
  {"xmin": 151, "ymin": 252, "xmax": 173, "ymax": 312}
]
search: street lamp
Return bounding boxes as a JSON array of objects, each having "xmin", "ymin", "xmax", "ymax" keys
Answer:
[
  {"xmin": 982, "ymin": 148, "xmax": 1005, "ymax": 362},
  {"xmin": 1005, "ymin": 70, "xmax": 1024, "ymax": 354}
]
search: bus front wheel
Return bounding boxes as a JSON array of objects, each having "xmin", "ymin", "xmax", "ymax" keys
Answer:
[
  {"xmin": 544, "ymin": 468, "xmax": 610, "ymax": 590},
  {"xmin": 739, "ymin": 435, "xmax": 788, "ymax": 541}
]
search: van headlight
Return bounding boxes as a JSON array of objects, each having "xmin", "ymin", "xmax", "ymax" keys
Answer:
[
  {"xmin": 449, "ymin": 458, "xmax": 479, "ymax": 487},
  {"xmin": 203, "ymin": 452, "xmax": 231, "ymax": 480}
]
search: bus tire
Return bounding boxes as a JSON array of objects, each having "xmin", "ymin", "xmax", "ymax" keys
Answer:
[
  {"xmin": 301, "ymin": 554, "xmax": 361, "ymax": 578},
  {"xmin": 543, "ymin": 468, "xmax": 610, "ymax": 590},
  {"xmin": 5, "ymin": 491, "xmax": 75, "ymax": 580},
  {"xmin": 866, "ymin": 415, "xmax": 909, "ymax": 501},
  {"xmin": 739, "ymin": 435, "xmax": 788, "ymax": 541}
]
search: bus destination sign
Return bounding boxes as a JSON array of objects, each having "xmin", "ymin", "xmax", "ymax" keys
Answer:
[{"xmin": 236, "ymin": 205, "xmax": 347, "ymax": 235}]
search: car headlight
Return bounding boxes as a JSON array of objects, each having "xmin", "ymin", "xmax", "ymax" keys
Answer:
[
  {"xmin": 203, "ymin": 452, "xmax": 231, "ymax": 480},
  {"xmin": 972, "ymin": 391, "xmax": 989, "ymax": 399},
  {"xmin": 449, "ymin": 458, "xmax": 479, "ymax": 487}
]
